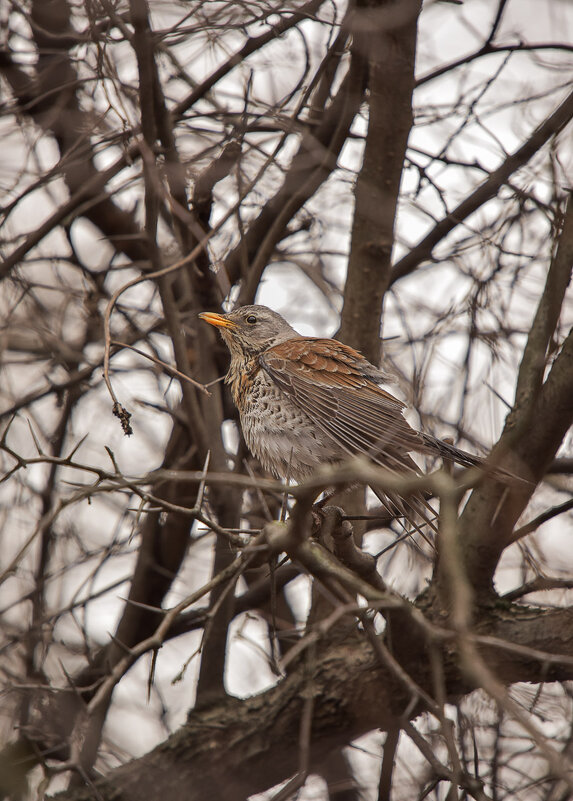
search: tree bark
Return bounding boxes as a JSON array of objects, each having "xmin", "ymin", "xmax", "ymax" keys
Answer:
[
  {"xmin": 339, "ymin": 0, "xmax": 422, "ymax": 362},
  {"xmin": 52, "ymin": 605, "xmax": 573, "ymax": 801}
]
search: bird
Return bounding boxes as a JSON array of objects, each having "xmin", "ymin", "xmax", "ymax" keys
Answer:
[{"xmin": 199, "ymin": 304, "xmax": 493, "ymax": 525}]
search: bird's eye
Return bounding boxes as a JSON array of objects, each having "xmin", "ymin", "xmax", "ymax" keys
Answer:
[{"xmin": 246, "ymin": 314, "xmax": 257, "ymax": 324}]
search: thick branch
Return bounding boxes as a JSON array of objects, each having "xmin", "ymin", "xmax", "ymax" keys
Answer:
[
  {"xmin": 51, "ymin": 604, "xmax": 573, "ymax": 801},
  {"xmin": 456, "ymin": 192, "xmax": 573, "ymax": 595},
  {"xmin": 339, "ymin": 0, "xmax": 422, "ymax": 363}
]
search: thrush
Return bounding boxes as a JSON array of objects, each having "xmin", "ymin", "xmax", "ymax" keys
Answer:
[{"xmin": 199, "ymin": 304, "xmax": 489, "ymax": 523}]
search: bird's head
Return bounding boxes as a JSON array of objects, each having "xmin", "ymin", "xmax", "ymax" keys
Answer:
[{"xmin": 198, "ymin": 305, "xmax": 299, "ymax": 357}]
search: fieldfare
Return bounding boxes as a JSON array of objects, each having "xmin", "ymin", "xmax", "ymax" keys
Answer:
[{"xmin": 199, "ymin": 305, "xmax": 489, "ymax": 523}]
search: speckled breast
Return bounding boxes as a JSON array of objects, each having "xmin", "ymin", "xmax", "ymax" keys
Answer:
[{"xmin": 228, "ymin": 359, "xmax": 341, "ymax": 482}]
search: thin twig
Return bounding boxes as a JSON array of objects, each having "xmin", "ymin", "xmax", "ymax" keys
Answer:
[{"xmin": 111, "ymin": 341, "xmax": 210, "ymax": 394}]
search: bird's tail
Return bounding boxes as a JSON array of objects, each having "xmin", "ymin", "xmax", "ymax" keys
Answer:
[
  {"xmin": 419, "ymin": 433, "xmax": 483, "ymax": 469},
  {"xmin": 419, "ymin": 432, "xmax": 527, "ymax": 486}
]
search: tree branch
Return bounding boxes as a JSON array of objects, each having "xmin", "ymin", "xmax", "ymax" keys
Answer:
[
  {"xmin": 391, "ymin": 89, "xmax": 573, "ymax": 284},
  {"xmin": 50, "ymin": 602, "xmax": 573, "ymax": 801},
  {"xmin": 339, "ymin": 0, "xmax": 422, "ymax": 363},
  {"xmin": 458, "ymin": 194, "xmax": 573, "ymax": 595}
]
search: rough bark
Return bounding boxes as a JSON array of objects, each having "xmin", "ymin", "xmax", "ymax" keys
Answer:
[
  {"xmin": 339, "ymin": 0, "xmax": 422, "ymax": 363},
  {"xmin": 456, "ymin": 195, "xmax": 573, "ymax": 597},
  {"xmin": 51, "ymin": 604, "xmax": 573, "ymax": 801}
]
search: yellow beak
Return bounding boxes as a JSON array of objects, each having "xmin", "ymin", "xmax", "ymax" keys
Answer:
[{"xmin": 198, "ymin": 312, "xmax": 238, "ymax": 330}]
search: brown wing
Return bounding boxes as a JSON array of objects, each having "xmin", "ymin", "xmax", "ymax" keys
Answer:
[{"xmin": 260, "ymin": 338, "xmax": 425, "ymax": 474}]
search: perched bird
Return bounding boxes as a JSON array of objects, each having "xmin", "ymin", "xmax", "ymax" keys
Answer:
[{"xmin": 199, "ymin": 305, "xmax": 489, "ymax": 524}]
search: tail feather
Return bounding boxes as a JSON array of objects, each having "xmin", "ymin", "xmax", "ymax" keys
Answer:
[
  {"xmin": 419, "ymin": 432, "xmax": 483, "ymax": 469},
  {"xmin": 370, "ymin": 485, "xmax": 437, "ymax": 544},
  {"xmin": 419, "ymin": 432, "xmax": 527, "ymax": 486}
]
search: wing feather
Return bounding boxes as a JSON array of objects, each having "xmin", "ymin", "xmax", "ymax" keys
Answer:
[
  {"xmin": 261, "ymin": 339, "xmax": 424, "ymax": 474},
  {"xmin": 261, "ymin": 338, "xmax": 440, "ymax": 531}
]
